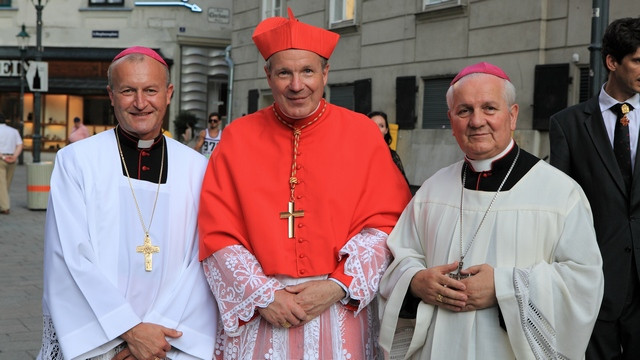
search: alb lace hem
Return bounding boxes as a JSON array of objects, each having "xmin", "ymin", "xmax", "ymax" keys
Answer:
[{"xmin": 514, "ymin": 268, "xmax": 568, "ymax": 360}]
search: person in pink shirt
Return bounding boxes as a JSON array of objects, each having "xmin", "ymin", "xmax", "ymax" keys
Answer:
[{"xmin": 68, "ymin": 117, "xmax": 90, "ymax": 143}]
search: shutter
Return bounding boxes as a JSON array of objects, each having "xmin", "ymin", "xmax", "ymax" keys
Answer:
[
  {"xmin": 354, "ymin": 78, "xmax": 372, "ymax": 115},
  {"xmin": 422, "ymin": 77, "xmax": 452, "ymax": 129},
  {"xmin": 330, "ymin": 85, "xmax": 354, "ymax": 110},
  {"xmin": 579, "ymin": 66, "xmax": 591, "ymax": 103},
  {"xmin": 248, "ymin": 89, "xmax": 259, "ymax": 114},
  {"xmin": 396, "ymin": 76, "xmax": 416, "ymax": 129},
  {"xmin": 533, "ymin": 63, "xmax": 569, "ymax": 130}
]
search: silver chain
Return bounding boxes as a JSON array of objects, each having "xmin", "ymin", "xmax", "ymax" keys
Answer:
[{"xmin": 458, "ymin": 147, "xmax": 520, "ymax": 263}]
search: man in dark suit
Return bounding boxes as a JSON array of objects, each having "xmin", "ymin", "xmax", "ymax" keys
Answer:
[{"xmin": 549, "ymin": 17, "xmax": 640, "ymax": 360}]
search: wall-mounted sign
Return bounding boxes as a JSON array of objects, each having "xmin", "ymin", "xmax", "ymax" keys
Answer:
[
  {"xmin": 92, "ymin": 30, "xmax": 119, "ymax": 38},
  {"xmin": 26, "ymin": 61, "xmax": 48, "ymax": 92},
  {"xmin": 208, "ymin": 7, "xmax": 230, "ymax": 24}
]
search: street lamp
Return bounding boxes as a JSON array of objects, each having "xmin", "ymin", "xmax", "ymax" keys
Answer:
[
  {"xmin": 16, "ymin": 24, "xmax": 30, "ymax": 165},
  {"xmin": 30, "ymin": 0, "xmax": 49, "ymax": 163}
]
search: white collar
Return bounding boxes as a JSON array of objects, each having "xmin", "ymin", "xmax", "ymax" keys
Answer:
[{"xmin": 465, "ymin": 139, "xmax": 515, "ymax": 172}]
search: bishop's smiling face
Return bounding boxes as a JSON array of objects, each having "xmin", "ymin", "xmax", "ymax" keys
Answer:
[
  {"xmin": 448, "ymin": 74, "xmax": 518, "ymax": 160},
  {"xmin": 107, "ymin": 55, "xmax": 174, "ymax": 140},
  {"xmin": 265, "ymin": 49, "xmax": 329, "ymax": 119}
]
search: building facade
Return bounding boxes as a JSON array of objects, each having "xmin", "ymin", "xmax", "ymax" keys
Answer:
[
  {"xmin": 230, "ymin": 0, "xmax": 640, "ymax": 185},
  {"xmin": 0, "ymin": 0, "xmax": 232, "ymax": 154}
]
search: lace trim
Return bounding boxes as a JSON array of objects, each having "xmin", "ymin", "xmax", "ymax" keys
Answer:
[
  {"xmin": 340, "ymin": 228, "xmax": 392, "ymax": 314},
  {"xmin": 37, "ymin": 315, "xmax": 138, "ymax": 360},
  {"xmin": 86, "ymin": 344, "xmax": 131, "ymax": 360},
  {"xmin": 514, "ymin": 268, "xmax": 568, "ymax": 360},
  {"xmin": 37, "ymin": 315, "xmax": 63, "ymax": 360},
  {"xmin": 203, "ymin": 245, "xmax": 285, "ymax": 334},
  {"xmin": 215, "ymin": 301, "xmax": 372, "ymax": 360}
]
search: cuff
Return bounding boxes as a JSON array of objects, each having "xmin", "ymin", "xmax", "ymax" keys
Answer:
[{"xmin": 328, "ymin": 277, "xmax": 350, "ymax": 304}]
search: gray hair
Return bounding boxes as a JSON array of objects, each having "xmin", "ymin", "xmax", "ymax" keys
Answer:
[
  {"xmin": 107, "ymin": 53, "xmax": 171, "ymax": 88},
  {"xmin": 445, "ymin": 73, "xmax": 516, "ymax": 109}
]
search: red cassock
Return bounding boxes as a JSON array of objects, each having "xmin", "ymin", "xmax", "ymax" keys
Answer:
[{"xmin": 199, "ymin": 100, "xmax": 411, "ymax": 287}]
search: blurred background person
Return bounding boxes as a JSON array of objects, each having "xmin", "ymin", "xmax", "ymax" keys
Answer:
[
  {"xmin": 194, "ymin": 112, "xmax": 222, "ymax": 159},
  {"xmin": 0, "ymin": 112, "xmax": 23, "ymax": 215},
  {"xmin": 368, "ymin": 110, "xmax": 410, "ymax": 186},
  {"xmin": 181, "ymin": 120, "xmax": 195, "ymax": 146},
  {"xmin": 67, "ymin": 116, "xmax": 90, "ymax": 143}
]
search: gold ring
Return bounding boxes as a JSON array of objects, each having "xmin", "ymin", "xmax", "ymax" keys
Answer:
[
  {"xmin": 436, "ymin": 294, "xmax": 443, "ymax": 303},
  {"xmin": 281, "ymin": 321, "xmax": 291, "ymax": 328}
]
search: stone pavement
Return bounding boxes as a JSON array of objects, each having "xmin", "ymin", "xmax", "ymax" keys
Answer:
[{"xmin": 0, "ymin": 157, "xmax": 55, "ymax": 359}]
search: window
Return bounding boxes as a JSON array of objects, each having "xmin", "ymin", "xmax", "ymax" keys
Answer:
[
  {"xmin": 424, "ymin": 0, "xmax": 458, "ymax": 6},
  {"xmin": 579, "ymin": 65, "xmax": 591, "ymax": 103},
  {"xmin": 89, "ymin": 0, "xmax": 124, "ymax": 6},
  {"xmin": 262, "ymin": 0, "xmax": 281, "ymax": 19},
  {"xmin": 330, "ymin": 0, "xmax": 355, "ymax": 26},
  {"xmin": 533, "ymin": 64, "xmax": 569, "ymax": 130},
  {"xmin": 83, "ymin": 96, "xmax": 115, "ymax": 126},
  {"xmin": 422, "ymin": 77, "xmax": 453, "ymax": 129},
  {"xmin": 330, "ymin": 80, "xmax": 371, "ymax": 114},
  {"xmin": 422, "ymin": 0, "xmax": 465, "ymax": 12},
  {"xmin": 0, "ymin": 0, "xmax": 11, "ymax": 7},
  {"xmin": 330, "ymin": 84, "xmax": 354, "ymax": 110}
]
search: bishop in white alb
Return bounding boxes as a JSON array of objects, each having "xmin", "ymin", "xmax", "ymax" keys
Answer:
[
  {"xmin": 379, "ymin": 152, "xmax": 604, "ymax": 359},
  {"xmin": 39, "ymin": 130, "xmax": 217, "ymax": 359}
]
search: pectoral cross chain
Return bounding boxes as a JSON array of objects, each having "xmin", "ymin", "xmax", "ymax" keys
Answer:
[
  {"xmin": 136, "ymin": 233, "xmax": 160, "ymax": 272},
  {"xmin": 448, "ymin": 259, "xmax": 472, "ymax": 280},
  {"xmin": 279, "ymin": 201, "xmax": 304, "ymax": 238}
]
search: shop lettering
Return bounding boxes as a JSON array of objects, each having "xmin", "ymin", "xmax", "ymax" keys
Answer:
[{"xmin": 0, "ymin": 60, "xmax": 27, "ymax": 77}]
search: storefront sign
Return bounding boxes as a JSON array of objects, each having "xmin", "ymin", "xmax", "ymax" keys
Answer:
[{"xmin": 0, "ymin": 60, "xmax": 23, "ymax": 77}]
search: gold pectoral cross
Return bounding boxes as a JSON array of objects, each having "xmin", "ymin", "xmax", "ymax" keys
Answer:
[
  {"xmin": 136, "ymin": 233, "xmax": 160, "ymax": 272},
  {"xmin": 279, "ymin": 201, "xmax": 304, "ymax": 238}
]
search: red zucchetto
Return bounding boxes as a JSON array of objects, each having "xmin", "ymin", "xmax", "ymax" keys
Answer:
[
  {"xmin": 252, "ymin": 8, "xmax": 340, "ymax": 60},
  {"xmin": 112, "ymin": 46, "xmax": 168, "ymax": 68},
  {"xmin": 451, "ymin": 61, "xmax": 510, "ymax": 85}
]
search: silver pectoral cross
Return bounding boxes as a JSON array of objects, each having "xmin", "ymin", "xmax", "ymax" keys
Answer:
[{"xmin": 448, "ymin": 259, "xmax": 472, "ymax": 280}]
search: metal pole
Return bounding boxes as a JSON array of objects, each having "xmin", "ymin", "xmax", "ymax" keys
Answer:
[
  {"xmin": 224, "ymin": 44, "xmax": 234, "ymax": 123},
  {"xmin": 588, "ymin": 0, "xmax": 609, "ymax": 98},
  {"xmin": 32, "ymin": 0, "xmax": 44, "ymax": 163},
  {"xmin": 18, "ymin": 48, "xmax": 26, "ymax": 165}
]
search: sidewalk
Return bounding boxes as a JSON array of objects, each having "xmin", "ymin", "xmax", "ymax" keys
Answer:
[{"xmin": 0, "ymin": 159, "xmax": 53, "ymax": 358}]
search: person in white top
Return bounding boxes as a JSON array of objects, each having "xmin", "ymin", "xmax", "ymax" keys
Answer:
[
  {"xmin": 37, "ymin": 46, "xmax": 217, "ymax": 360},
  {"xmin": 0, "ymin": 113, "xmax": 23, "ymax": 215},
  {"xmin": 194, "ymin": 112, "xmax": 222, "ymax": 158},
  {"xmin": 379, "ymin": 62, "xmax": 604, "ymax": 359}
]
